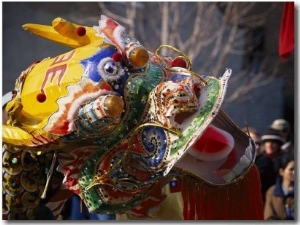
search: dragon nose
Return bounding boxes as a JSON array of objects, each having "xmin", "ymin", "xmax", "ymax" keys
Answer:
[
  {"xmin": 104, "ymin": 95, "xmax": 124, "ymax": 117},
  {"xmin": 128, "ymin": 47, "xmax": 149, "ymax": 68}
]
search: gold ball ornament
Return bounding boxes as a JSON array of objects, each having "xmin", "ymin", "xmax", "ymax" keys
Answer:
[
  {"xmin": 128, "ymin": 47, "xmax": 149, "ymax": 68},
  {"xmin": 104, "ymin": 95, "xmax": 124, "ymax": 117}
]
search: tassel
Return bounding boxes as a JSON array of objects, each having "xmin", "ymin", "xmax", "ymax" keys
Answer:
[
  {"xmin": 182, "ymin": 164, "xmax": 264, "ymax": 220},
  {"xmin": 41, "ymin": 151, "xmax": 57, "ymax": 199}
]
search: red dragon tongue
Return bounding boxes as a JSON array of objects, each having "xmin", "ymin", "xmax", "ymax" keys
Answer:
[
  {"xmin": 96, "ymin": 15, "xmax": 126, "ymax": 51},
  {"xmin": 188, "ymin": 125, "xmax": 234, "ymax": 161}
]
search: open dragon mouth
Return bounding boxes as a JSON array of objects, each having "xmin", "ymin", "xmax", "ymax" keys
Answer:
[
  {"xmin": 174, "ymin": 109, "xmax": 256, "ymax": 185},
  {"xmin": 175, "ymin": 138, "xmax": 255, "ymax": 185},
  {"xmin": 152, "ymin": 68, "xmax": 256, "ymax": 185}
]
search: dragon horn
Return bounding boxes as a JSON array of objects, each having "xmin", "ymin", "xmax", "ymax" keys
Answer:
[
  {"xmin": 22, "ymin": 17, "xmax": 101, "ymax": 48},
  {"xmin": 95, "ymin": 15, "xmax": 149, "ymax": 68}
]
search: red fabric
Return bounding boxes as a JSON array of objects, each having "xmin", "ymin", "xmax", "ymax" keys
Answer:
[
  {"xmin": 182, "ymin": 165, "xmax": 264, "ymax": 220},
  {"xmin": 122, "ymin": 177, "xmax": 172, "ymax": 218},
  {"xmin": 169, "ymin": 180, "xmax": 182, "ymax": 193},
  {"xmin": 279, "ymin": 2, "xmax": 294, "ymax": 59}
]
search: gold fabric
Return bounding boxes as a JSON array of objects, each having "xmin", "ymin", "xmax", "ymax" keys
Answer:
[{"xmin": 116, "ymin": 180, "xmax": 183, "ymax": 220}]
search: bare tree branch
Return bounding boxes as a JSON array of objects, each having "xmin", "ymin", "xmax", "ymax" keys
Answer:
[{"xmin": 93, "ymin": 2, "xmax": 279, "ymax": 105}]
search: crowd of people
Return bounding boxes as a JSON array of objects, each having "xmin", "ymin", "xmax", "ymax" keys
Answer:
[
  {"xmin": 243, "ymin": 119, "xmax": 294, "ymax": 220},
  {"xmin": 2, "ymin": 92, "xmax": 295, "ymax": 220}
]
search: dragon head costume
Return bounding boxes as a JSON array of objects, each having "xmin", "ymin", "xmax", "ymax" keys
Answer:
[{"xmin": 2, "ymin": 15, "xmax": 263, "ymax": 220}]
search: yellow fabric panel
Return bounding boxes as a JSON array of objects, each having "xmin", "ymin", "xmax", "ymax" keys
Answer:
[{"xmin": 116, "ymin": 180, "xmax": 183, "ymax": 220}]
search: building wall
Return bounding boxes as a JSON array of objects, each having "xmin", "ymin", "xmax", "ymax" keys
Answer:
[{"xmin": 216, "ymin": 2, "xmax": 294, "ymax": 134}]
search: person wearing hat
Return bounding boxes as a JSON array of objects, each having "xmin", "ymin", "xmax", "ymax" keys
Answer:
[
  {"xmin": 261, "ymin": 129, "xmax": 285, "ymax": 158},
  {"xmin": 269, "ymin": 119, "xmax": 294, "ymax": 158},
  {"xmin": 255, "ymin": 129, "xmax": 285, "ymax": 203}
]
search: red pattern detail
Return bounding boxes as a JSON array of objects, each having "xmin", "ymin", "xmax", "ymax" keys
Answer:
[
  {"xmin": 101, "ymin": 184, "xmax": 136, "ymax": 202},
  {"xmin": 28, "ymin": 133, "xmax": 59, "ymax": 148},
  {"xmin": 59, "ymin": 147, "xmax": 96, "ymax": 194},
  {"xmin": 41, "ymin": 64, "xmax": 67, "ymax": 91},
  {"xmin": 50, "ymin": 50, "xmax": 76, "ymax": 66},
  {"xmin": 99, "ymin": 16, "xmax": 124, "ymax": 50},
  {"xmin": 125, "ymin": 179, "xmax": 168, "ymax": 218},
  {"xmin": 45, "ymin": 188, "xmax": 73, "ymax": 220}
]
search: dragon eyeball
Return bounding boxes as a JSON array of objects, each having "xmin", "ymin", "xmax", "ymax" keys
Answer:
[
  {"xmin": 97, "ymin": 57, "xmax": 125, "ymax": 82},
  {"xmin": 104, "ymin": 61, "xmax": 118, "ymax": 75}
]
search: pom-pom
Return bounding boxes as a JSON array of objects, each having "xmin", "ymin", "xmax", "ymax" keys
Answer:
[
  {"xmin": 172, "ymin": 57, "xmax": 187, "ymax": 68},
  {"xmin": 77, "ymin": 26, "xmax": 86, "ymax": 36},
  {"xmin": 112, "ymin": 52, "xmax": 123, "ymax": 62},
  {"xmin": 36, "ymin": 92, "xmax": 46, "ymax": 103}
]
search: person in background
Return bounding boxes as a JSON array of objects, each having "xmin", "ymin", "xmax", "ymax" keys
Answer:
[
  {"xmin": 264, "ymin": 156, "xmax": 294, "ymax": 220},
  {"xmin": 241, "ymin": 127, "xmax": 262, "ymax": 158},
  {"xmin": 255, "ymin": 129, "xmax": 284, "ymax": 203},
  {"xmin": 269, "ymin": 119, "xmax": 294, "ymax": 157}
]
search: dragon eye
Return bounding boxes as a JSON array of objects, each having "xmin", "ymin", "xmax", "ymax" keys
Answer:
[
  {"xmin": 98, "ymin": 57, "xmax": 125, "ymax": 82},
  {"xmin": 104, "ymin": 61, "xmax": 118, "ymax": 75}
]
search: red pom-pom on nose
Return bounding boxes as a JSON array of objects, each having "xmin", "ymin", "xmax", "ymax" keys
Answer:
[
  {"xmin": 171, "ymin": 58, "xmax": 187, "ymax": 68},
  {"xmin": 77, "ymin": 26, "xmax": 86, "ymax": 36},
  {"xmin": 37, "ymin": 92, "xmax": 46, "ymax": 103},
  {"xmin": 113, "ymin": 52, "xmax": 123, "ymax": 62}
]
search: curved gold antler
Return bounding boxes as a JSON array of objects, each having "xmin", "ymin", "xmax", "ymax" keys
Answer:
[{"xmin": 155, "ymin": 45, "xmax": 207, "ymax": 85}]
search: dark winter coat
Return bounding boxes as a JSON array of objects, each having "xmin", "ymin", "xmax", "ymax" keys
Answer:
[{"xmin": 255, "ymin": 153, "xmax": 283, "ymax": 202}]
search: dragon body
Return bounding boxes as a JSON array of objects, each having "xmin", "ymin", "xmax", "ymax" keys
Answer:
[{"xmin": 2, "ymin": 15, "xmax": 263, "ymax": 220}]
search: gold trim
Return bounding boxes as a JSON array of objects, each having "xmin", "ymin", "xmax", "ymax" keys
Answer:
[
  {"xmin": 134, "ymin": 122, "xmax": 182, "ymax": 137},
  {"xmin": 155, "ymin": 45, "xmax": 193, "ymax": 69},
  {"xmin": 84, "ymin": 149, "xmax": 129, "ymax": 192}
]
